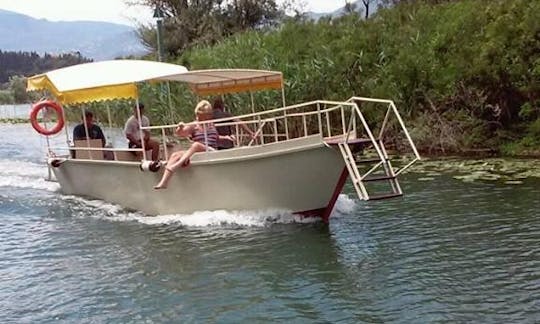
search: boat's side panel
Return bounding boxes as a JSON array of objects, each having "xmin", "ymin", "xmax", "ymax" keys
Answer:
[{"xmin": 52, "ymin": 138, "xmax": 345, "ymax": 215}]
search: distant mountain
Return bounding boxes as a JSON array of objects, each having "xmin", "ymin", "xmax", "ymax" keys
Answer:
[
  {"xmin": 0, "ymin": 9, "xmax": 147, "ymax": 60},
  {"xmin": 306, "ymin": 1, "xmax": 384, "ymax": 20}
]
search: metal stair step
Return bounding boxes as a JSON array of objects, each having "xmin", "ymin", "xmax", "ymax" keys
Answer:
[
  {"xmin": 326, "ymin": 138, "xmax": 373, "ymax": 146},
  {"xmin": 362, "ymin": 175, "xmax": 396, "ymax": 182},
  {"xmin": 367, "ymin": 192, "xmax": 403, "ymax": 200},
  {"xmin": 355, "ymin": 157, "xmax": 383, "ymax": 164}
]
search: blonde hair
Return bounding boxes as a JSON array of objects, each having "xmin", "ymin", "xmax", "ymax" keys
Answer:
[{"xmin": 194, "ymin": 100, "xmax": 212, "ymax": 116}]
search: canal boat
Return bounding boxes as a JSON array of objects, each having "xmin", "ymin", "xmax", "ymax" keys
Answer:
[{"xmin": 27, "ymin": 59, "xmax": 420, "ymax": 222}]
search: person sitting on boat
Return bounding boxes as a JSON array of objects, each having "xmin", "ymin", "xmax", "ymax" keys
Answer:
[
  {"xmin": 73, "ymin": 110, "xmax": 106, "ymax": 147},
  {"xmin": 212, "ymin": 96, "xmax": 256, "ymax": 149},
  {"xmin": 154, "ymin": 100, "xmax": 219, "ymax": 190},
  {"xmin": 124, "ymin": 103, "xmax": 160, "ymax": 161}
]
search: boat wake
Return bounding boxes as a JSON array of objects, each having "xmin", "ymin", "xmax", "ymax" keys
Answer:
[
  {"xmin": 0, "ymin": 158, "xmax": 357, "ymax": 227},
  {"xmin": 60, "ymin": 194, "xmax": 357, "ymax": 227},
  {"xmin": 0, "ymin": 159, "xmax": 59, "ymax": 191}
]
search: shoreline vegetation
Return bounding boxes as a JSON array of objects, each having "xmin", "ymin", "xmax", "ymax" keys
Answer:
[
  {"xmin": 2, "ymin": 0, "xmax": 539, "ymax": 157},
  {"xmin": 175, "ymin": 0, "xmax": 539, "ymax": 157}
]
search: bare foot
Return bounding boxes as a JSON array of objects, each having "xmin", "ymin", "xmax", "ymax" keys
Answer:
[{"xmin": 153, "ymin": 184, "xmax": 167, "ymax": 190}]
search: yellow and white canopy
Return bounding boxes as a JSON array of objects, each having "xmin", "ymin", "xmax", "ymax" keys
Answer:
[
  {"xmin": 27, "ymin": 59, "xmax": 283, "ymax": 104},
  {"xmin": 174, "ymin": 69, "xmax": 283, "ymax": 96},
  {"xmin": 27, "ymin": 60, "xmax": 188, "ymax": 104}
]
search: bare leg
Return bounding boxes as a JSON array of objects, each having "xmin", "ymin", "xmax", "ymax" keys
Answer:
[
  {"xmin": 168, "ymin": 142, "xmax": 206, "ymax": 170},
  {"xmin": 154, "ymin": 150, "xmax": 184, "ymax": 189},
  {"xmin": 154, "ymin": 167, "xmax": 174, "ymax": 189},
  {"xmin": 167, "ymin": 150, "xmax": 183, "ymax": 165}
]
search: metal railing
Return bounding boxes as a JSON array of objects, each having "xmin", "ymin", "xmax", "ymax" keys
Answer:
[{"xmin": 48, "ymin": 98, "xmax": 419, "ymax": 170}]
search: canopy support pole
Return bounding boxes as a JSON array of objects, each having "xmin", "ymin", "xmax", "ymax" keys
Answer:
[
  {"xmin": 281, "ymin": 81, "xmax": 289, "ymax": 140},
  {"xmin": 82, "ymin": 108, "xmax": 94, "ymax": 160},
  {"xmin": 250, "ymin": 92, "xmax": 261, "ymax": 144},
  {"xmin": 167, "ymin": 81, "xmax": 173, "ymax": 125},
  {"xmin": 135, "ymin": 97, "xmax": 147, "ymax": 161},
  {"xmin": 61, "ymin": 103, "xmax": 69, "ymax": 146}
]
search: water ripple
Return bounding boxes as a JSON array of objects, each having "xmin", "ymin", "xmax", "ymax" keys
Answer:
[{"xmin": 0, "ymin": 140, "xmax": 539, "ymax": 322}]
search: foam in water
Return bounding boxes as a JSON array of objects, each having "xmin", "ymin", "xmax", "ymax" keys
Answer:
[
  {"xmin": 0, "ymin": 159, "xmax": 59, "ymax": 191},
  {"xmin": 333, "ymin": 194, "xmax": 356, "ymax": 215},
  {"xmin": 136, "ymin": 209, "xmax": 319, "ymax": 227},
  {"xmin": 60, "ymin": 194, "xmax": 357, "ymax": 227}
]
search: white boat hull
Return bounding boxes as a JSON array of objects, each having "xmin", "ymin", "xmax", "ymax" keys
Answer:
[{"xmin": 51, "ymin": 136, "xmax": 346, "ymax": 218}]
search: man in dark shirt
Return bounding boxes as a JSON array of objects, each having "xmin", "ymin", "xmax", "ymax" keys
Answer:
[
  {"xmin": 212, "ymin": 96, "xmax": 256, "ymax": 149},
  {"xmin": 73, "ymin": 110, "xmax": 106, "ymax": 147},
  {"xmin": 212, "ymin": 97, "xmax": 234, "ymax": 149}
]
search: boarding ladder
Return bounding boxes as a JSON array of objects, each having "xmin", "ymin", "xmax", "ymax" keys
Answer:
[{"xmin": 329, "ymin": 97, "xmax": 420, "ymax": 201}]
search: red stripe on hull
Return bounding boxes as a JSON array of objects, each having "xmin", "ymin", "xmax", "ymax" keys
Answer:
[{"xmin": 295, "ymin": 167, "xmax": 349, "ymax": 224}]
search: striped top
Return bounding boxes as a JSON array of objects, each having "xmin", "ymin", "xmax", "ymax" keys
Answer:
[{"xmin": 190, "ymin": 124, "xmax": 219, "ymax": 149}]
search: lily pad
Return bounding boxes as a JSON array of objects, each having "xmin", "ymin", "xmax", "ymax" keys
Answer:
[
  {"xmin": 504, "ymin": 180, "xmax": 523, "ymax": 185},
  {"xmin": 413, "ymin": 158, "xmax": 540, "ymax": 181}
]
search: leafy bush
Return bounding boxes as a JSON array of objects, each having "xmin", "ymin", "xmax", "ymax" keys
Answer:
[
  {"xmin": 120, "ymin": 0, "xmax": 536, "ymax": 156},
  {"xmin": 0, "ymin": 90, "xmax": 13, "ymax": 104}
]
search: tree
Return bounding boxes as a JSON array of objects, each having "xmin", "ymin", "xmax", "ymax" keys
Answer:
[
  {"xmin": 344, "ymin": 1, "xmax": 357, "ymax": 14},
  {"xmin": 361, "ymin": 0, "xmax": 377, "ymax": 19},
  {"xmin": 132, "ymin": 0, "xmax": 283, "ymax": 57},
  {"xmin": 8, "ymin": 75, "xmax": 29, "ymax": 103}
]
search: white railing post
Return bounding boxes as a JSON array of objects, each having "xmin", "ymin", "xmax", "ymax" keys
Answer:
[
  {"xmin": 340, "ymin": 105, "xmax": 346, "ymax": 136},
  {"xmin": 302, "ymin": 115, "xmax": 308, "ymax": 137},
  {"xmin": 316, "ymin": 102, "xmax": 323, "ymax": 136},
  {"xmin": 325, "ymin": 111, "xmax": 331, "ymax": 138},
  {"xmin": 161, "ymin": 128, "xmax": 168, "ymax": 160},
  {"xmin": 390, "ymin": 101, "xmax": 421, "ymax": 160},
  {"xmin": 379, "ymin": 104, "xmax": 392, "ymax": 139}
]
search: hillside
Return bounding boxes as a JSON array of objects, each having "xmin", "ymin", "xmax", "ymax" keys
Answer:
[{"xmin": 0, "ymin": 9, "xmax": 146, "ymax": 60}]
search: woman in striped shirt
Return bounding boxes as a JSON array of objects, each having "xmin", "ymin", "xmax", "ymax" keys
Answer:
[{"xmin": 154, "ymin": 100, "xmax": 224, "ymax": 189}]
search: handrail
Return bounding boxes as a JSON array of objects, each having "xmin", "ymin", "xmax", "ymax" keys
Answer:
[
  {"xmin": 46, "ymin": 96, "xmax": 418, "ymax": 178},
  {"xmin": 348, "ymin": 96, "xmax": 420, "ymax": 159},
  {"xmin": 141, "ymin": 100, "xmax": 356, "ymax": 131},
  {"xmin": 347, "ymin": 96, "xmax": 420, "ymax": 175}
]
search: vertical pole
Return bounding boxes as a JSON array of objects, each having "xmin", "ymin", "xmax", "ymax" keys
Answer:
[
  {"xmin": 106, "ymin": 104, "xmax": 113, "ymax": 146},
  {"xmin": 281, "ymin": 81, "xmax": 289, "ymax": 140},
  {"xmin": 82, "ymin": 109, "xmax": 93, "ymax": 160},
  {"xmin": 341, "ymin": 105, "xmax": 346, "ymax": 136},
  {"xmin": 167, "ymin": 81, "xmax": 173, "ymax": 123},
  {"xmin": 325, "ymin": 111, "xmax": 331, "ymax": 138},
  {"xmin": 317, "ymin": 102, "xmax": 322, "ymax": 136},
  {"xmin": 135, "ymin": 98, "xmax": 147, "ymax": 160},
  {"xmin": 156, "ymin": 18, "xmax": 164, "ymax": 62},
  {"xmin": 250, "ymin": 92, "xmax": 261, "ymax": 144},
  {"xmin": 161, "ymin": 128, "xmax": 168, "ymax": 160},
  {"xmin": 61, "ymin": 103, "xmax": 69, "ymax": 147}
]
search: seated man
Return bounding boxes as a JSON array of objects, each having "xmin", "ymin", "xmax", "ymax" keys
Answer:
[
  {"xmin": 73, "ymin": 110, "xmax": 106, "ymax": 147},
  {"xmin": 124, "ymin": 103, "xmax": 160, "ymax": 161}
]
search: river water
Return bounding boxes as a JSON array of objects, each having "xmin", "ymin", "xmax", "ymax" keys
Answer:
[
  {"xmin": 1, "ymin": 122, "xmax": 539, "ymax": 323},
  {"xmin": 0, "ymin": 104, "xmax": 30, "ymax": 119}
]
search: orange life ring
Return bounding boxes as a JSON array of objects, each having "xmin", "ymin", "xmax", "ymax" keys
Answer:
[{"xmin": 30, "ymin": 100, "xmax": 65, "ymax": 136}]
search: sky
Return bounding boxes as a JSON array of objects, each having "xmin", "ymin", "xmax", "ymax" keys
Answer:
[{"xmin": 0, "ymin": 0, "xmax": 345, "ymax": 27}]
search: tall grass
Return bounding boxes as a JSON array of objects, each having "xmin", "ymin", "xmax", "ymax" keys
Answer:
[
  {"xmin": 80, "ymin": 0, "xmax": 539, "ymax": 155},
  {"xmin": 167, "ymin": 0, "xmax": 539, "ymax": 155}
]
